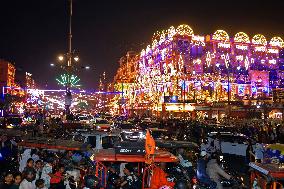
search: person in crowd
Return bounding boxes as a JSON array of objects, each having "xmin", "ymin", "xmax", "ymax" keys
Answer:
[
  {"xmin": 83, "ymin": 175, "xmax": 100, "ymax": 189},
  {"xmin": 35, "ymin": 179, "xmax": 47, "ymax": 189},
  {"xmin": 107, "ymin": 164, "xmax": 120, "ymax": 189},
  {"xmin": 246, "ymin": 140, "xmax": 255, "ymax": 163},
  {"xmin": 22, "ymin": 158, "xmax": 36, "ymax": 179},
  {"xmin": 19, "ymin": 149, "xmax": 31, "ymax": 172},
  {"xmin": 206, "ymin": 153, "xmax": 231, "ymax": 189},
  {"xmin": 119, "ymin": 163, "xmax": 138, "ymax": 189},
  {"xmin": 41, "ymin": 157, "xmax": 54, "ymax": 188},
  {"xmin": 0, "ymin": 172, "xmax": 14, "ymax": 189},
  {"xmin": 213, "ymin": 133, "xmax": 221, "ymax": 154},
  {"xmin": 19, "ymin": 168, "xmax": 36, "ymax": 189},
  {"xmin": 61, "ymin": 151, "xmax": 74, "ymax": 172},
  {"xmin": 50, "ymin": 164, "xmax": 65, "ymax": 189},
  {"xmin": 254, "ymin": 143, "xmax": 265, "ymax": 163},
  {"xmin": 150, "ymin": 162, "xmax": 175, "ymax": 189},
  {"xmin": 10, "ymin": 172, "xmax": 22, "ymax": 189},
  {"xmin": 196, "ymin": 151, "xmax": 217, "ymax": 189},
  {"xmin": 35, "ymin": 160, "xmax": 44, "ymax": 180},
  {"xmin": 31, "ymin": 149, "xmax": 40, "ymax": 162},
  {"xmin": 176, "ymin": 148, "xmax": 195, "ymax": 178}
]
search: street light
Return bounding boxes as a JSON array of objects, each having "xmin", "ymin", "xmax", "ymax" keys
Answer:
[
  {"xmin": 74, "ymin": 56, "xmax": 79, "ymax": 62},
  {"xmin": 58, "ymin": 55, "xmax": 64, "ymax": 61}
]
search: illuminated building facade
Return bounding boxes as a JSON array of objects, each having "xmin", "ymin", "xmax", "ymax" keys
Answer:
[
  {"xmin": 113, "ymin": 24, "xmax": 284, "ymax": 118},
  {"xmin": 0, "ymin": 59, "xmax": 16, "ymax": 88}
]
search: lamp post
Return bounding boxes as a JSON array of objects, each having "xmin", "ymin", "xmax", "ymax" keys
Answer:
[{"xmin": 59, "ymin": 0, "xmax": 77, "ymax": 118}]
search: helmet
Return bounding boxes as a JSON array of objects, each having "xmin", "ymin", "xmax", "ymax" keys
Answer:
[
  {"xmin": 84, "ymin": 175, "xmax": 99, "ymax": 188},
  {"xmin": 175, "ymin": 180, "xmax": 189, "ymax": 189},
  {"xmin": 200, "ymin": 151, "xmax": 207, "ymax": 157}
]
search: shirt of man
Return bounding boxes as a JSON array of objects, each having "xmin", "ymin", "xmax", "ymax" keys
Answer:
[
  {"xmin": 19, "ymin": 179, "xmax": 36, "ymax": 189},
  {"xmin": 41, "ymin": 163, "xmax": 52, "ymax": 188}
]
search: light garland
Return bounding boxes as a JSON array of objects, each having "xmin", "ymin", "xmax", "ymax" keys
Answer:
[
  {"xmin": 234, "ymin": 32, "xmax": 250, "ymax": 43},
  {"xmin": 252, "ymin": 34, "xmax": 267, "ymax": 46},
  {"xmin": 212, "ymin": 30, "xmax": 230, "ymax": 41},
  {"xmin": 113, "ymin": 24, "xmax": 283, "ymax": 115}
]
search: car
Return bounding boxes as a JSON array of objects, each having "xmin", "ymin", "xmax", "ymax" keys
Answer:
[
  {"xmin": 77, "ymin": 115, "xmax": 91, "ymax": 125},
  {"xmin": 65, "ymin": 131, "xmax": 121, "ymax": 150},
  {"xmin": 115, "ymin": 122, "xmax": 143, "ymax": 141},
  {"xmin": 92, "ymin": 118, "xmax": 112, "ymax": 132},
  {"xmin": 207, "ymin": 132, "xmax": 255, "ymax": 157}
]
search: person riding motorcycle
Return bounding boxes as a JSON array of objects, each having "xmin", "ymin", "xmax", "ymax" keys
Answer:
[
  {"xmin": 176, "ymin": 148, "xmax": 195, "ymax": 179},
  {"xmin": 196, "ymin": 151, "xmax": 217, "ymax": 189},
  {"xmin": 206, "ymin": 153, "xmax": 231, "ymax": 189}
]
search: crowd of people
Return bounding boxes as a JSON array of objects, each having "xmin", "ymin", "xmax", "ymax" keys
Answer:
[{"xmin": 0, "ymin": 117, "xmax": 283, "ymax": 189}]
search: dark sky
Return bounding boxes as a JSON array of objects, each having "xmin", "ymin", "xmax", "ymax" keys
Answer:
[{"xmin": 0, "ymin": 0, "xmax": 283, "ymax": 89}]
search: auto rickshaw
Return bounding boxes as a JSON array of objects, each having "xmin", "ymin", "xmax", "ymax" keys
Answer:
[
  {"xmin": 90, "ymin": 144, "xmax": 179, "ymax": 189},
  {"xmin": 249, "ymin": 162, "xmax": 284, "ymax": 189}
]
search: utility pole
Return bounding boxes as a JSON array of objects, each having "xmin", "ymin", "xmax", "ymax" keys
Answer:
[{"xmin": 65, "ymin": 0, "xmax": 73, "ymax": 118}]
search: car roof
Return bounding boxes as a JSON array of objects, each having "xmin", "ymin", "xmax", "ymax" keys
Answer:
[
  {"xmin": 73, "ymin": 131, "xmax": 119, "ymax": 137},
  {"xmin": 92, "ymin": 149, "xmax": 178, "ymax": 163},
  {"xmin": 208, "ymin": 131, "xmax": 247, "ymax": 137}
]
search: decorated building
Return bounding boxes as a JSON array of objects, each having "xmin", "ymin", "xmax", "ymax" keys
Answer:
[{"xmin": 112, "ymin": 24, "xmax": 284, "ymax": 119}]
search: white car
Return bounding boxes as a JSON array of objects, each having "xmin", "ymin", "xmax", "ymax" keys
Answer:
[{"xmin": 207, "ymin": 132, "xmax": 255, "ymax": 157}]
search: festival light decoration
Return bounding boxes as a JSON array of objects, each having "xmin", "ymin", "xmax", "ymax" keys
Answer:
[
  {"xmin": 167, "ymin": 26, "xmax": 176, "ymax": 40},
  {"xmin": 234, "ymin": 32, "xmax": 250, "ymax": 43},
  {"xmin": 112, "ymin": 24, "xmax": 284, "ymax": 116},
  {"xmin": 56, "ymin": 74, "xmax": 81, "ymax": 87},
  {"xmin": 269, "ymin": 37, "xmax": 284, "ymax": 48},
  {"xmin": 176, "ymin": 24, "xmax": 194, "ymax": 36},
  {"xmin": 252, "ymin": 34, "xmax": 267, "ymax": 46},
  {"xmin": 244, "ymin": 56, "xmax": 250, "ymax": 70},
  {"xmin": 205, "ymin": 52, "xmax": 211, "ymax": 66},
  {"xmin": 212, "ymin": 30, "xmax": 230, "ymax": 41}
]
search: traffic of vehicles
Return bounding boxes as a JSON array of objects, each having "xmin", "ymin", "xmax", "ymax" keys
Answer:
[{"xmin": 0, "ymin": 113, "xmax": 284, "ymax": 189}]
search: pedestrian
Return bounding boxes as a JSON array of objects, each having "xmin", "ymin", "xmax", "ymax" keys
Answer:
[
  {"xmin": 50, "ymin": 164, "xmax": 65, "ymax": 189},
  {"xmin": 10, "ymin": 172, "xmax": 22, "ymax": 189},
  {"xmin": 0, "ymin": 172, "xmax": 14, "ymax": 189},
  {"xmin": 22, "ymin": 158, "xmax": 36, "ymax": 179},
  {"xmin": 41, "ymin": 157, "xmax": 54, "ymax": 188},
  {"xmin": 254, "ymin": 143, "xmax": 265, "ymax": 163},
  {"xmin": 19, "ymin": 168, "xmax": 36, "ymax": 189},
  {"xmin": 35, "ymin": 160, "xmax": 44, "ymax": 180},
  {"xmin": 35, "ymin": 179, "xmax": 47, "ymax": 189}
]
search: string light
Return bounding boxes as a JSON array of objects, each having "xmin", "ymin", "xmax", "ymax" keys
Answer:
[
  {"xmin": 176, "ymin": 24, "xmax": 194, "ymax": 36},
  {"xmin": 269, "ymin": 36, "xmax": 284, "ymax": 48},
  {"xmin": 252, "ymin": 34, "xmax": 267, "ymax": 46},
  {"xmin": 212, "ymin": 30, "xmax": 230, "ymax": 41},
  {"xmin": 234, "ymin": 32, "xmax": 250, "ymax": 43}
]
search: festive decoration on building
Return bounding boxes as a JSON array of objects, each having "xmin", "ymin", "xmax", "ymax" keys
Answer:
[
  {"xmin": 56, "ymin": 74, "xmax": 81, "ymax": 87},
  {"xmin": 252, "ymin": 34, "xmax": 267, "ymax": 46},
  {"xmin": 112, "ymin": 24, "xmax": 284, "ymax": 116},
  {"xmin": 212, "ymin": 30, "xmax": 230, "ymax": 41}
]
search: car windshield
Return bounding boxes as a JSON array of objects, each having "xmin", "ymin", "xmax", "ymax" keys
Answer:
[
  {"xmin": 119, "ymin": 124, "xmax": 134, "ymax": 129},
  {"xmin": 79, "ymin": 116, "xmax": 88, "ymax": 120},
  {"xmin": 97, "ymin": 120, "xmax": 108, "ymax": 124},
  {"xmin": 7, "ymin": 117, "xmax": 22, "ymax": 124}
]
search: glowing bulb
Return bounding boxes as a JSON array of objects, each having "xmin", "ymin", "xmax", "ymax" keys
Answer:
[
  {"xmin": 74, "ymin": 56, "xmax": 79, "ymax": 62},
  {"xmin": 237, "ymin": 66, "xmax": 241, "ymax": 70},
  {"xmin": 216, "ymin": 63, "xmax": 220, "ymax": 67},
  {"xmin": 58, "ymin": 55, "xmax": 64, "ymax": 61}
]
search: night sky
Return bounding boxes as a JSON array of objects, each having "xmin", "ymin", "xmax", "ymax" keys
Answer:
[{"xmin": 0, "ymin": 0, "xmax": 283, "ymax": 89}]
